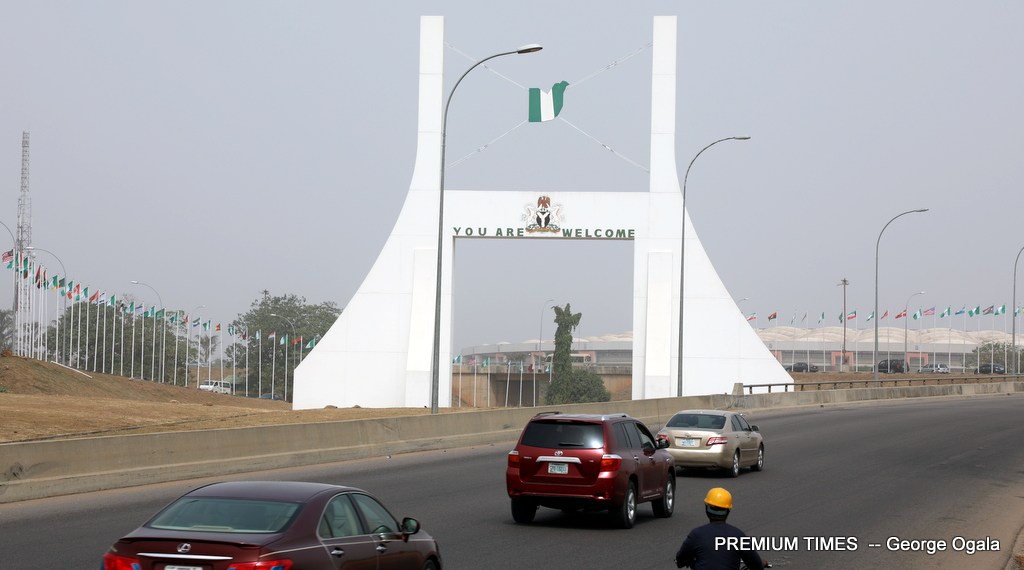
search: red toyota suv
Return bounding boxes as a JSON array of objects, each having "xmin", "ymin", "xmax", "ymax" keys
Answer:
[{"xmin": 506, "ymin": 412, "xmax": 676, "ymax": 528}]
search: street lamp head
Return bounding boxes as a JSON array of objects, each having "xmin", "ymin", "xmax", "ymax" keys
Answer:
[
  {"xmin": 734, "ymin": 136, "xmax": 752, "ymax": 140},
  {"xmin": 914, "ymin": 208, "xmax": 928, "ymax": 213},
  {"xmin": 130, "ymin": 280, "xmax": 141, "ymax": 284},
  {"xmin": 516, "ymin": 44, "xmax": 543, "ymax": 54}
]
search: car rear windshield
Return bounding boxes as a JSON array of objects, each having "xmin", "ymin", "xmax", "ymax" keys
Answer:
[
  {"xmin": 666, "ymin": 413, "xmax": 726, "ymax": 430},
  {"xmin": 520, "ymin": 420, "xmax": 604, "ymax": 449},
  {"xmin": 148, "ymin": 498, "xmax": 301, "ymax": 533}
]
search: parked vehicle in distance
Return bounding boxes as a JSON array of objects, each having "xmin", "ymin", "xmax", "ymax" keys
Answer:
[
  {"xmin": 918, "ymin": 363, "xmax": 950, "ymax": 374},
  {"xmin": 101, "ymin": 480, "xmax": 442, "ymax": 570},
  {"xmin": 975, "ymin": 363, "xmax": 1006, "ymax": 374},
  {"xmin": 784, "ymin": 362, "xmax": 819, "ymax": 373},
  {"xmin": 198, "ymin": 380, "xmax": 232, "ymax": 394},
  {"xmin": 506, "ymin": 412, "xmax": 675, "ymax": 528},
  {"xmin": 877, "ymin": 359, "xmax": 907, "ymax": 374},
  {"xmin": 259, "ymin": 393, "xmax": 284, "ymax": 400},
  {"xmin": 656, "ymin": 410, "xmax": 764, "ymax": 478}
]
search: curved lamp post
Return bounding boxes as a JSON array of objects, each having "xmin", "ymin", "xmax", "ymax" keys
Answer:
[
  {"xmin": 873, "ymin": 208, "xmax": 928, "ymax": 381},
  {"xmin": 903, "ymin": 290, "xmax": 925, "ymax": 368},
  {"xmin": 677, "ymin": 136, "xmax": 750, "ymax": 397},
  {"xmin": 430, "ymin": 43, "xmax": 543, "ymax": 414},
  {"xmin": 25, "ymin": 246, "xmax": 67, "ymax": 363},
  {"xmin": 270, "ymin": 313, "xmax": 298, "ymax": 401},
  {"xmin": 131, "ymin": 280, "xmax": 164, "ymax": 382},
  {"xmin": 1013, "ymin": 245, "xmax": 1024, "ymax": 373}
]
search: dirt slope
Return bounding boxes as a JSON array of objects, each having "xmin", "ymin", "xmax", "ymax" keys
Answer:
[{"xmin": 0, "ymin": 355, "xmax": 437, "ymax": 443}]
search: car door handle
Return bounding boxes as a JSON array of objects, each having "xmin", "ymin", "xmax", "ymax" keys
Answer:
[
  {"xmin": 376, "ymin": 545, "xmax": 387, "ymax": 553},
  {"xmin": 330, "ymin": 548, "xmax": 345, "ymax": 557}
]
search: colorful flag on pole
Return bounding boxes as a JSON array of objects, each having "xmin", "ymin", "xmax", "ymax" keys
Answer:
[
  {"xmin": 982, "ymin": 305, "xmax": 994, "ymax": 315},
  {"xmin": 202, "ymin": 321, "xmax": 211, "ymax": 331},
  {"xmin": 767, "ymin": 312, "xmax": 777, "ymax": 321},
  {"xmin": 305, "ymin": 338, "xmax": 316, "ymax": 349},
  {"xmin": 955, "ymin": 306, "xmax": 966, "ymax": 315},
  {"xmin": 746, "ymin": 313, "xmax": 757, "ymax": 321},
  {"xmin": 866, "ymin": 311, "xmax": 874, "ymax": 322},
  {"xmin": 881, "ymin": 310, "xmax": 889, "ymax": 319},
  {"xmin": 280, "ymin": 334, "xmax": 287, "ymax": 345},
  {"xmin": 292, "ymin": 336, "xmax": 302, "ymax": 345},
  {"xmin": 528, "ymin": 80, "xmax": 569, "ymax": 122},
  {"xmin": 939, "ymin": 306, "xmax": 951, "ymax": 318},
  {"xmin": 923, "ymin": 307, "xmax": 935, "ymax": 317},
  {"xmin": 995, "ymin": 304, "xmax": 1007, "ymax": 315},
  {"xmin": 846, "ymin": 311, "xmax": 857, "ymax": 320},
  {"xmin": 155, "ymin": 308, "xmax": 165, "ymax": 318},
  {"xmin": 267, "ymin": 331, "xmax": 276, "ymax": 340},
  {"xmin": 215, "ymin": 323, "xmax": 221, "ymax": 331},
  {"xmin": 255, "ymin": 330, "xmax": 262, "ymax": 340},
  {"xmin": 818, "ymin": 312, "xmax": 825, "ymax": 324},
  {"xmin": 912, "ymin": 310, "xmax": 922, "ymax": 320},
  {"xmin": 895, "ymin": 309, "xmax": 907, "ymax": 319},
  {"xmin": 452, "ymin": 354, "xmax": 462, "ymax": 364},
  {"xmin": 1, "ymin": 249, "xmax": 12, "ymax": 263}
]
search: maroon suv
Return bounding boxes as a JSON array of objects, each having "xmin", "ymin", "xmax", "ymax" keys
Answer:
[{"xmin": 506, "ymin": 412, "xmax": 676, "ymax": 528}]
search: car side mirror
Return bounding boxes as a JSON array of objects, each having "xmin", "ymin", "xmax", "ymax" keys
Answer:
[
  {"xmin": 656, "ymin": 437, "xmax": 670, "ymax": 449},
  {"xmin": 751, "ymin": 425, "xmax": 760, "ymax": 432},
  {"xmin": 401, "ymin": 517, "xmax": 420, "ymax": 536}
]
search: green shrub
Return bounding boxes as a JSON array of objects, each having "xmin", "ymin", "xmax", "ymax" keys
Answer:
[{"xmin": 545, "ymin": 368, "xmax": 610, "ymax": 405}]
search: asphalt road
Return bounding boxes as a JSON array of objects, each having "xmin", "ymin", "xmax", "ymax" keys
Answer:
[{"xmin": 2, "ymin": 395, "xmax": 1023, "ymax": 569}]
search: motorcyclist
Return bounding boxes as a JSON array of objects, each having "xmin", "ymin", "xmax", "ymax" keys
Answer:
[{"xmin": 675, "ymin": 487, "xmax": 768, "ymax": 569}]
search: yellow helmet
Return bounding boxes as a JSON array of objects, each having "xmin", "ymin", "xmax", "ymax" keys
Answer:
[{"xmin": 704, "ymin": 487, "xmax": 733, "ymax": 510}]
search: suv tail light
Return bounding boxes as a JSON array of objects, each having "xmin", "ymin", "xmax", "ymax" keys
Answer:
[
  {"xmin": 102, "ymin": 553, "xmax": 141, "ymax": 570},
  {"xmin": 600, "ymin": 454, "xmax": 622, "ymax": 471},
  {"xmin": 706, "ymin": 436, "xmax": 728, "ymax": 446},
  {"xmin": 507, "ymin": 450, "xmax": 520, "ymax": 467}
]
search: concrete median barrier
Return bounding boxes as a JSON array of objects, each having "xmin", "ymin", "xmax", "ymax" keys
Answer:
[{"xmin": 2, "ymin": 381, "xmax": 1022, "ymax": 503}]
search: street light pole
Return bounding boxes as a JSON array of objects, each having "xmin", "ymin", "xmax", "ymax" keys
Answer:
[
  {"xmin": 270, "ymin": 313, "xmax": 298, "ymax": 401},
  {"xmin": 873, "ymin": 208, "xmax": 928, "ymax": 382},
  {"xmin": 25, "ymin": 246, "xmax": 66, "ymax": 364},
  {"xmin": 838, "ymin": 278, "xmax": 849, "ymax": 372},
  {"xmin": 677, "ymin": 136, "xmax": 750, "ymax": 397},
  {"xmin": 430, "ymin": 43, "xmax": 542, "ymax": 414},
  {"xmin": 131, "ymin": 280, "xmax": 164, "ymax": 382},
  {"xmin": 1013, "ymin": 245, "xmax": 1024, "ymax": 374},
  {"xmin": 903, "ymin": 290, "xmax": 925, "ymax": 369}
]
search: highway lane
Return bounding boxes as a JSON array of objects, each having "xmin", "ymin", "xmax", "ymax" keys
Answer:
[{"xmin": 2, "ymin": 394, "xmax": 1023, "ymax": 569}]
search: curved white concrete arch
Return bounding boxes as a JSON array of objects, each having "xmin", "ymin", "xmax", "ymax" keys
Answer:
[{"xmin": 293, "ymin": 15, "xmax": 790, "ymax": 410}]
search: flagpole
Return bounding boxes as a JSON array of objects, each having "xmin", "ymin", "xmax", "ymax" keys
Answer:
[
  {"xmin": 92, "ymin": 297, "xmax": 100, "ymax": 372},
  {"xmin": 173, "ymin": 319, "xmax": 181, "ymax": 386},
  {"xmin": 150, "ymin": 309, "xmax": 157, "ymax": 382},
  {"xmin": 271, "ymin": 333, "xmax": 277, "ymax": 399},
  {"xmin": 258, "ymin": 331, "xmax": 263, "ymax": 397},
  {"xmin": 119, "ymin": 303, "xmax": 125, "ymax": 376}
]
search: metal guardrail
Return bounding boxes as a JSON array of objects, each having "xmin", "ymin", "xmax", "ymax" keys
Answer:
[{"xmin": 742, "ymin": 374, "xmax": 1024, "ymax": 394}]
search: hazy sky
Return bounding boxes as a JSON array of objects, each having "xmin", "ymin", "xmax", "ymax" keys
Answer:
[{"xmin": 2, "ymin": 2, "xmax": 1022, "ymax": 352}]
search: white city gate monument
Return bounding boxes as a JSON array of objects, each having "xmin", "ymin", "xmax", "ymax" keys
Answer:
[{"xmin": 293, "ymin": 15, "xmax": 790, "ymax": 410}]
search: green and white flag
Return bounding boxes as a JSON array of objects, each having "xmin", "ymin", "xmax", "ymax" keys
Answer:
[
  {"xmin": 912, "ymin": 310, "xmax": 922, "ymax": 320},
  {"xmin": 995, "ymin": 304, "xmax": 1007, "ymax": 315},
  {"xmin": 452, "ymin": 354, "xmax": 462, "ymax": 364},
  {"xmin": 528, "ymin": 81, "xmax": 569, "ymax": 122},
  {"xmin": 866, "ymin": 311, "xmax": 874, "ymax": 322},
  {"xmin": 939, "ymin": 306, "xmax": 951, "ymax": 318},
  {"xmin": 305, "ymin": 338, "xmax": 316, "ymax": 349}
]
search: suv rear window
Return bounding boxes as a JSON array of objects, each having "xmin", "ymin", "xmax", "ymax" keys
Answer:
[{"xmin": 520, "ymin": 420, "xmax": 604, "ymax": 449}]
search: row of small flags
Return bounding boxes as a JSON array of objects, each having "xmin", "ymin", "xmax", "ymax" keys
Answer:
[
  {"xmin": 4, "ymin": 249, "xmax": 318, "ymax": 350},
  {"xmin": 747, "ymin": 305, "xmax": 1020, "ymax": 324}
]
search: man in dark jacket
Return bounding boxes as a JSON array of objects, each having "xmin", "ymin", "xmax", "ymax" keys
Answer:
[{"xmin": 675, "ymin": 487, "xmax": 767, "ymax": 569}]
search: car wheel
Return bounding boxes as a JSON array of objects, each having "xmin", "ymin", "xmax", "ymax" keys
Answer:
[
  {"xmin": 510, "ymin": 497, "xmax": 537, "ymax": 524},
  {"xmin": 728, "ymin": 450, "xmax": 741, "ymax": 478},
  {"xmin": 613, "ymin": 481, "xmax": 638, "ymax": 528},
  {"xmin": 751, "ymin": 445, "xmax": 764, "ymax": 472},
  {"xmin": 652, "ymin": 475, "xmax": 675, "ymax": 518},
  {"xmin": 423, "ymin": 560, "xmax": 439, "ymax": 570}
]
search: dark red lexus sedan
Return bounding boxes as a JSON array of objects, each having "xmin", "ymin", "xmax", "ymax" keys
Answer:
[{"xmin": 101, "ymin": 480, "xmax": 441, "ymax": 570}]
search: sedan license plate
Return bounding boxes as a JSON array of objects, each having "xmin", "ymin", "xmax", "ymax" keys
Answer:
[
  {"xmin": 165, "ymin": 566, "xmax": 203, "ymax": 570},
  {"xmin": 547, "ymin": 462, "xmax": 569, "ymax": 474},
  {"xmin": 678, "ymin": 438, "xmax": 700, "ymax": 448}
]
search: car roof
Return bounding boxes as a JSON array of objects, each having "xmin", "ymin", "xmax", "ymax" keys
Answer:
[
  {"xmin": 185, "ymin": 481, "xmax": 360, "ymax": 502},
  {"xmin": 671, "ymin": 409, "xmax": 731, "ymax": 415},
  {"xmin": 529, "ymin": 412, "xmax": 632, "ymax": 422}
]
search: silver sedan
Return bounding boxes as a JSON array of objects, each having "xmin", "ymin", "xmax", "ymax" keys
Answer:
[{"xmin": 656, "ymin": 410, "xmax": 764, "ymax": 477}]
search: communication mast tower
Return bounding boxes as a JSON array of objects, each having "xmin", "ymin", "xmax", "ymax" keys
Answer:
[{"xmin": 15, "ymin": 132, "xmax": 32, "ymax": 355}]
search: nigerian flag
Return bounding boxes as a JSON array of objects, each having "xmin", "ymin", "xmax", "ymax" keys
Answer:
[{"xmin": 529, "ymin": 81, "xmax": 569, "ymax": 122}]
